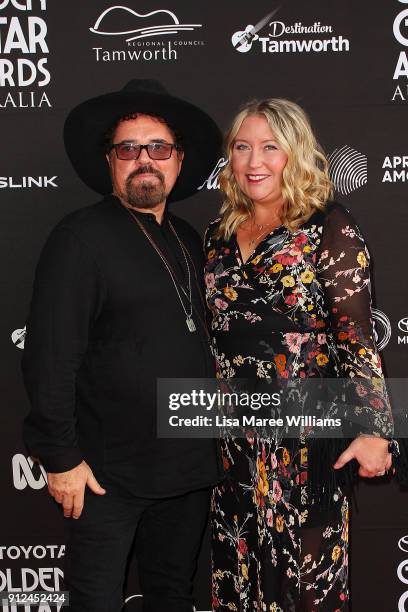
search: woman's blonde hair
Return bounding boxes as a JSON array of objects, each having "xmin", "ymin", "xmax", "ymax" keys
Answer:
[{"xmin": 216, "ymin": 98, "xmax": 333, "ymax": 240}]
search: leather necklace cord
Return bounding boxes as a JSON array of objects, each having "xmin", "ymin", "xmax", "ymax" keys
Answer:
[
  {"xmin": 124, "ymin": 207, "xmax": 211, "ymax": 341},
  {"xmin": 169, "ymin": 224, "xmax": 213, "ymax": 343},
  {"xmin": 168, "ymin": 221, "xmax": 212, "ymax": 342}
]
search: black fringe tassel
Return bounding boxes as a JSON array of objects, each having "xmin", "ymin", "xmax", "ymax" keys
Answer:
[
  {"xmin": 306, "ymin": 438, "xmax": 359, "ymax": 507},
  {"xmin": 307, "ymin": 437, "xmax": 408, "ymax": 506},
  {"xmin": 393, "ymin": 438, "xmax": 408, "ymax": 486}
]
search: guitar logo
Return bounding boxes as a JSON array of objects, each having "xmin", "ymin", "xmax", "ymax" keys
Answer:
[
  {"xmin": 231, "ymin": 8, "xmax": 279, "ymax": 53},
  {"xmin": 11, "ymin": 325, "xmax": 26, "ymax": 349}
]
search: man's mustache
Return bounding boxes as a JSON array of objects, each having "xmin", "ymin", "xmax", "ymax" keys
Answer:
[{"xmin": 127, "ymin": 165, "xmax": 165, "ymax": 185}]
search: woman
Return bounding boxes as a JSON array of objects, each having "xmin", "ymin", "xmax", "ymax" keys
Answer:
[{"xmin": 204, "ymin": 99, "xmax": 395, "ymax": 611}]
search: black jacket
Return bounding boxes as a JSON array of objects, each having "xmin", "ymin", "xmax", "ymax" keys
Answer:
[{"xmin": 22, "ymin": 195, "xmax": 224, "ymax": 496}]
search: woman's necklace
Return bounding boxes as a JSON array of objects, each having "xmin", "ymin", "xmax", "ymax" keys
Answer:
[
  {"xmin": 244, "ymin": 217, "xmax": 281, "ymax": 249},
  {"xmin": 248, "ymin": 222, "xmax": 274, "ymax": 248}
]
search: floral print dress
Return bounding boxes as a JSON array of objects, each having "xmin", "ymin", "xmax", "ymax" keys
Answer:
[{"xmin": 204, "ymin": 202, "xmax": 393, "ymax": 612}]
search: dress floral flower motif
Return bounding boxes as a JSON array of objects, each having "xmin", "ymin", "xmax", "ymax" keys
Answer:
[{"xmin": 205, "ymin": 203, "xmax": 393, "ymax": 611}]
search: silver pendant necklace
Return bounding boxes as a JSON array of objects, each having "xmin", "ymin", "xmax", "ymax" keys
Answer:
[
  {"xmin": 248, "ymin": 223, "xmax": 273, "ymax": 248},
  {"xmin": 169, "ymin": 220, "xmax": 196, "ymax": 332},
  {"xmin": 247, "ymin": 219, "xmax": 279, "ymax": 248},
  {"xmin": 126, "ymin": 209, "xmax": 196, "ymax": 333}
]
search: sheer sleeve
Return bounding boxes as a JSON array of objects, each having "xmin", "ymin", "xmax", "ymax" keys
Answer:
[{"xmin": 316, "ymin": 203, "xmax": 393, "ymax": 438}]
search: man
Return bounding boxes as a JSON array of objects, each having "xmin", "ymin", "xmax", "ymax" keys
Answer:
[{"xmin": 22, "ymin": 79, "xmax": 224, "ymax": 612}]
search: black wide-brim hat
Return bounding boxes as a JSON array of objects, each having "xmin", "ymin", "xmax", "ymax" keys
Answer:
[{"xmin": 64, "ymin": 79, "xmax": 222, "ymax": 202}]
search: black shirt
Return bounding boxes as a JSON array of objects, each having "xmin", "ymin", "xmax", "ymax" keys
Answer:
[{"xmin": 22, "ymin": 195, "xmax": 224, "ymax": 497}]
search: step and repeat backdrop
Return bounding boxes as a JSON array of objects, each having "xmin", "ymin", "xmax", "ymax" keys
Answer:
[{"xmin": 1, "ymin": 1, "xmax": 408, "ymax": 611}]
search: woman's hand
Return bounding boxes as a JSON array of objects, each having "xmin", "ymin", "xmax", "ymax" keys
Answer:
[{"xmin": 333, "ymin": 435, "xmax": 392, "ymax": 477}]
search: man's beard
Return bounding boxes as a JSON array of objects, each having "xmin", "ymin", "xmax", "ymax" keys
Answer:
[{"xmin": 123, "ymin": 165, "xmax": 167, "ymax": 209}]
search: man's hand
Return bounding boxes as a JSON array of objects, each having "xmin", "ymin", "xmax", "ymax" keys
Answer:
[
  {"xmin": 47, "ymin": 461, "xmax": 106, "ymax": 519},
  {"xmin": 333, "ymin": 435, "xmax": 392, "ymax": 477}
]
